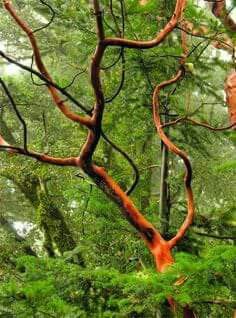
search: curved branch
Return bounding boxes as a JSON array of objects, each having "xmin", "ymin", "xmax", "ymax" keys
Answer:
[
  {"xmin": 0, "ymin": 144, "xmax": 80, "ymax": 166},
  {"xmin": 101, "ymin": 130, "xmax": 139, "ymax": 195},
  {"xmin": 103, "ymin": 0, "xmax": 186, "ymax": 49},
  {"xmin": 105, "ymin": 48, "xmax": 125, "ymax": 103},
  {"xmin": 208, "ymin": 0, "xmax": 236, "ymax": 32},
  {"xmin": 162, "ymin": 117, "xmax": 235, "ymax": 131},
  {"xmin": 84, "ymin": 163, "xmax": 172, "ymax": 272},
  {"xmin": 152, "ymin": 67, "xmax": 195, "ymax": 249},
  {"xmin": 0, "ymin": 51, "xmax": 139, "ymax": 193},
  {"xmin": 0, "ymin": 50, "xmax": 89, "ymax": 113},
  {"xmin": 33, "ymin": 0, "xmax": 56, "ymax": 33},
  {"xmin": 62, "ymin": 69, "xmax": 87, "ymax": 90},
  {"xmin": 0, "ymin": 78, "xmax": 28, "ymax": 150},
  {"xmin": 101, "ymin": 48, "xmax": 123, "ymax": 70},
  {"xmin": 79, "ymin": 0, "xmax": 105, "ymax": 164},
  {"xmin": 4, "ymin": 1, "xmax": 92, "ymax": 128}
]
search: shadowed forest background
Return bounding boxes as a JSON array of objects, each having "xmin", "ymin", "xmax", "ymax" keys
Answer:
[{"xmin": 0, "ymin": 0, "xmax": 235, "ymax": 317}]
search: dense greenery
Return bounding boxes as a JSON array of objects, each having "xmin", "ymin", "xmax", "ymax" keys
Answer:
[
  {"xmin": 0, "ymin": 245, "xmax": 235, "ymax": 317},
  {"xmin": 0, "ymin": 0, "xmax": 235, "ymax": 317}
]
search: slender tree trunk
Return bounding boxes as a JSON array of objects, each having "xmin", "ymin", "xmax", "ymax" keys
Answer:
[
  {"xmin": 140, "ymin": 134, "xmax": 153, "ymax": 210},
  {"xmin": 0, "ymin": 117, "xmax": 84, "ymax": 263},
  {"xmin": 159, "ymin": 141, "xmax": 171, "ymax": 238},
  {"xmin": 37, "ymin": 181, "xmax": 84, "ymax": 264}
]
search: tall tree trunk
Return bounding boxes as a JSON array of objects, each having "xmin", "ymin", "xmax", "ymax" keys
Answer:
[
  {"xmin": 159, "ymin": 141, "xmax": 171, "ymax": 238},
  {"xmin": 0, "ymin": 117, "xmax": 84, "ymax": 263},
  {"xmin": 37, "ymin": 180, "xmax": 84, "ymax": 265},
  {"xmin": 140, "ymin": 133, "xmax": 153, "ymax": 210}
]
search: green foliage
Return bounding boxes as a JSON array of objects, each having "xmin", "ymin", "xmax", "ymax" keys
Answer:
[
  {"xmin": 0, "ymin": 1, "xmax": 236, "ymax": 317},
  {"xmin": 0, "ymin": 245, "xmax": 235, "ymax": 317},
  {"xmin": 215, "ymin": 160, "xmax": 236, "ymax": 172}
]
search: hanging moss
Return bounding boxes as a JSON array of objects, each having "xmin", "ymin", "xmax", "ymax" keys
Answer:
[{"xmin": 37, "ymin": 191, "xmax": 85, "ymax": 266}]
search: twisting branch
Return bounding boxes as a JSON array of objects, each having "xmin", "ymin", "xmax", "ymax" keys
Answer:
[
  {"xmin": 152, "ymin": 22, "xmax": 195, "ymax": 249},
  {"xmin": 207, "ymin": 0, "xmax": 236, "ymax": 32},
  {"xmin": 76, "ymin": 1, "xmax": 172, "ymax": 273},
  {"xmin": 152, "ymin": 67, "xmax": 194, "ymax": 249},
  {"xmin": 79, "ymin": 0, "xmax": 105, "ymax": 164},
  {"xmin": 3, "ymin": 0, "xmax": 92, "ymax": 128},
  {"xmin": 0, "ymin": 78, "xmax": 28, "ymax": 150},
  {"xmin": 162, "ymin": 117, "xmax": 235, "ymax": 131},
  {"xmin": 0, "ymin": 0, "xmax": 187, "ymax": 196},
  {"xmin": 1, "ymin": 0, "xmax": 192, "ymax": 275},
  {"xmin": 0, "ymin": 144, "xmax": 80, "ymax": 166},
  {"xmin": 105, "ymin": 48, "xmax": 125, "ymax": 103},
  {"xmin": 103, "ymin": 0, "xmax": 186, "ymax": 49},
  {"xmin": 0, "ymin": 50, "xmax": 139, "ymax": 194},
  {"xmin": 2, "ymin": 3, "xmax": 232, "ymax": 317},
  {"xmin": 33, "ymin": 0, "xmax": 56, "ymax": 33}
]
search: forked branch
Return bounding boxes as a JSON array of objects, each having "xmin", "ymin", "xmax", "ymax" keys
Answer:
[{"xmin": 0, "ymin": 0, "xmax": 198, "ymax": 272}]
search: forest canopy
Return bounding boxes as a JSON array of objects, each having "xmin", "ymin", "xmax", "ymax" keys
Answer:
[{"xmin": 0, "ymin": 0, "xmax": 235, "ymax": 317}]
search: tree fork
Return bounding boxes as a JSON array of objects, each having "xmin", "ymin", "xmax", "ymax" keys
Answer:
[{"xmin": 0, "ymin": 1, "xmax": 197, "ymax": 315}]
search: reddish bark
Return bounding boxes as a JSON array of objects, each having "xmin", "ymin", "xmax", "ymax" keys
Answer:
[
  {"xmin": 212, "ymin": 1, "xmax": 225, "ymax": 18},
  {"xmin": 3, "ymin": 1, "xmax": 92, "ymax": 128},
  {"xmin": 152, "ymin": 68, "xmax": 195, "ymax": 249},
  {"xmin": 0, "ymin": 135, "xmax": 10, "ymax": 148},
  {"xmin": 183, "ymin": 306, "xmax": 196, "ymax": 318},
  {"xmin": 103, "ymin": 0, "xmax": 186, "ymax": 49},
  {"xmin": 2, "ymin": 0, "xmax": 188, "ymax": 271},
  {"xmin": 208, "ymin": 0, "xmax": 236, "ymax": 32},
  {"xmin": 0, "ymin": 134, "xmax": 16, "ymax": 155},
  {"xmin": 225, "ymin": 72, "xmax": 236, "ymax": 130},
  {"xmin": 1, "ymin": 1, "xmax": 196, "ymax": 316},
  {"xmin": 181, "ymin": 20, "xmax": 233, "ymax": 53}
]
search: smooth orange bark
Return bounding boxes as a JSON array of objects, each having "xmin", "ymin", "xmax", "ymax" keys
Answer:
[
  {"xmin": 225, "ymin": 72, "xmax": 236, "ymax": 129},
  {"xmin": 1, "ymin": 2, "xmax": 196, "ymax": 316}
]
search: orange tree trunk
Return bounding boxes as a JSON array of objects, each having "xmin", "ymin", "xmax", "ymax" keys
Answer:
[{"xmin": 1, "ymin": 1, "xmax": 197, "ymax": 317}]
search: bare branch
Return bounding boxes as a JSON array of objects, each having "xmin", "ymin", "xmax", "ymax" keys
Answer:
[
  {"xmin": 4, "ymin": 1, "xmax": 92, "ymax": 128},
  {"xmin": 103, "ymin": 0, "xmax": 186, "ymax": 49},
  {"xmin": 0, "ymin": 78, "xmax": 28, "ymax": 150},
  {"xmin": 33, "ymin": 0, "xmax": 56, "ymax": 34},
  {"xmin": 0, "ymin": 50, "xmax": 90, "ymax": 113},
  {"xmin": 162, "ymin": 117, "xmax": 235, "ymax": 131},
  {"xmin": 0, "ymin": 144, "xmax": 80, "ymax": 166},
  {"xmin": 152, "ymin": 67, "xmax": 194, "ymax": 249}
]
